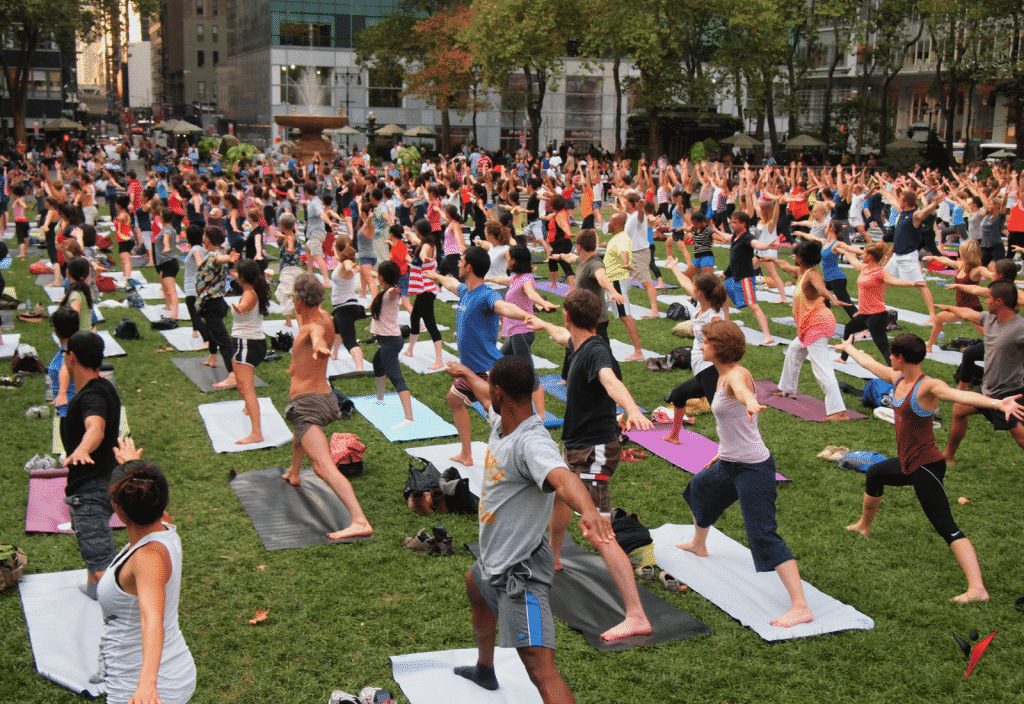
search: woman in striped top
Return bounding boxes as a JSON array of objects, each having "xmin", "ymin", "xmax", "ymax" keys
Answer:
[
  {"xmin": 441, "ymin": 203, "xmax": 466, "ymax": 280},
  {"xmin": 404, "ymin": 219, "xmax": 444, "ymax": 370}
]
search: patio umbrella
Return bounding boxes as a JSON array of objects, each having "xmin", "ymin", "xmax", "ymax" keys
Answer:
[
  {"xmin": 886, "ymin": 136, "xmax": 924, "ymax": 150},
  {"xmin": 42, "ymin": 117, "xmax": 86, "ymax": 132},
  {"xmin": 155, "ymin": 119, "xmax": 203, "ymax": 135},
  {"xmin": 323, "ymin": 125, "xmax": 361, "ymax": 135},
  {"xmin": 785, "ymin": 133, "xmax": 827, "ymax": 149},
  {"xmin": 719, "ymin": 133, "xmax": 760, "ymax": 149},
  {"xmin": 404, "ymin": 125, "xmax": 437, "ymax": 137},
  {"xmin": 988, "ymin": 149, "xmax": 1016, "ymax": 158},
  {"xmin": 375, "ymin": 124, "xmax": 405, "ymax": 137}
]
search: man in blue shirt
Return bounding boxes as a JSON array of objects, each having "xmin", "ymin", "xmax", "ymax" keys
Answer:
[{"xmin": 426, "ymin": 247, "xmax": 532, "ymax": 466}]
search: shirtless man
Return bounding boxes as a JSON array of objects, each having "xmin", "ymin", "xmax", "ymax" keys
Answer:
[{"xmin": 282, "ymin": 273, "xmax": 373, "ymax": 541}]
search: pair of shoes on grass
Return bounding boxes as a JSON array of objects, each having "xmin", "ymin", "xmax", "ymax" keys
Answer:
[
  {"xmin": 24, "ymin": 453, "xmax": 59, "ymax": 471},
  {"xmin": 407, "ymin": 488, "xmax": 448, "ymax": 515},
  {"xmin": 817, "ymin": 445, "xmax": 850, "ymax": 461},
  {"xmin": 636, "ymin": 563, "xmax": 686, "ymax": 592},
  {"xmin": 402, "ymin": 525, "xmax": 454, "ymax": 556}
]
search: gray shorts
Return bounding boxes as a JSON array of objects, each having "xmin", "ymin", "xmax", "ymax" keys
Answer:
[
  {"xmin": 285, "ymin": 392, "xmax": 339, "ymax": 443},
  {"xmin": 632, "ymin": 247, "xmax": 652, "ymax": 283},
  {"xmin": 306, "ymin": 226, "xmax": 326, "ymax": 256},
  {"xmin": 471, "ymin": 540, "xmax": 556, "ymax": 650},
  {"xmin": 64, "ymin": 478, "xmax": 116, "ymax": 573}
]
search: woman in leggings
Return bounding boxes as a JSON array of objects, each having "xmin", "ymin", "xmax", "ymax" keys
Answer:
[
  {"xmin": 405, "ymin": 219, "xmax": 444, "ymax": 370},
  {"xmin": 545, "ymin": 193, "xmax": 575, "ymax": 289},
  {"xmin": 328, "ymin": 236, "xmax": 365, "ymax": 371},
  {"xmin": 837, "ymin": 333, "xmax": 1023, "ymax": 602},
  {"xmin": 370, "ymin": 261, "xmax": 414, "ymax": 429},
  {"xmin": 834, "ymin": 242, "xmax": 924, "ymax": 366}
]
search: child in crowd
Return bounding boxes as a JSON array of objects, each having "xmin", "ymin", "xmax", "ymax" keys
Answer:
[
  {"xmin": 154, "ymin": 207, "xmax": 181, "ymax": 321},
  {"xmin": 387, "ymin": 224, "xmax": 413, "ymax": 314},
  {"xmin": 48, "ymin": 306, "xmax": 80, "ymax": 416}
]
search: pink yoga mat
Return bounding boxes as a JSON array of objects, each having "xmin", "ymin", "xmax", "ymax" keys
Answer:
[
  {"xmin": 625, "ymin": 427, "xmax": 789, "ymax": 482},
  {"xmin": 535, "ymin": 280, "xmax": 571, "ymax": 297},
  {"xmin": 754, "ymin": 379, "xmax": 867, "ymax": 423},
  {"xmin": 26, "ymin": 476, "xmax": 126, "ymax": 534}
]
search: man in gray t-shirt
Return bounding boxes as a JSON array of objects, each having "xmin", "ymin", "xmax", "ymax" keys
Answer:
[
  {"xmin": 940, "ymin": 280, "xmax": 1024, "ymax": 462},
  {"xmin": 445, "ymin": 357, "xmax": 613, "ymax": 703}
]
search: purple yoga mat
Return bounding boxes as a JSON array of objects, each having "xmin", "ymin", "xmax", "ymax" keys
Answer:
[
  {"xmin": 754, "ymin": 379, "xmax": 867, "ymax": 423},
  {"xmin": 625, "ymin": 427, "xmax": 790, "ymax": 482},
  {"xmin": 26, "ymin": 476, "xmax": 126, "ymax": 534},
  {"xmin": 535, "ymin": 280, "xmax": 572, "ymax": 297}
]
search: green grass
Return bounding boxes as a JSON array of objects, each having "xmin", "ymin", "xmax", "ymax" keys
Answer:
[{"xmin": 2, "ymin": 227, "xmax": 1023, "ymax": 704}]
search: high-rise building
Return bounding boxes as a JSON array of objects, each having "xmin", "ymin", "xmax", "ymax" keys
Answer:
[{"xmin": 150, "ymin": 0, "xmax": 226, "ymax": 121}]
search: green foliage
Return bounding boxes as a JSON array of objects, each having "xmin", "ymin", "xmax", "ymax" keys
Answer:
[
  {"xmin": 197, "ymin": 137, "xmax": 220, "ymax": 164},
  {"xmin": 690, "ymin": 141, "xmax": 708, "ymax": 162},
  {"xmin": 219, "ymin": 135, "xmax": 240, "ymax": 157},
  {"xmin": 223, "ymin": 143, "xmax": 258, "ymax": 170},
  {"xmin": 395, "ymin": 145, "xmax": 422, "ymax": 176}
]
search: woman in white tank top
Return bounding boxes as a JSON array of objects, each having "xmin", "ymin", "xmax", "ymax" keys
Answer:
[
  {"xmin": 97, "ymin": 442, "xmax": 196, "ymax": 704},
  {"xmin": 675, "ymin": 320, "xmax": 814, "ymax": 630}
]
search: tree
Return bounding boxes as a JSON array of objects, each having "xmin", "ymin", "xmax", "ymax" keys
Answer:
[
  {"xmin": 576, "ymin": 0, "xmax": 631, "ymax": 153},
  {"xmin": 986, "ymin": 0, "xmax": 1024, "ymax": 160},
  {"xmin": 0, "ymin": 0, "xmax": 92, "ymax": 146},
  {"xmin": 816, "ymin": 0, "xmax": 862, "ymax": 151}
]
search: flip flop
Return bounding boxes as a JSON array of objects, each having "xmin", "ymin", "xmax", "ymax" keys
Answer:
[
  {"xmin": 817, "ymin": 445, "xmax": 839, "ymax": 460},
  {"xmin": 827, "ymin": 446, "xmax": 851, "ymax": 461}
]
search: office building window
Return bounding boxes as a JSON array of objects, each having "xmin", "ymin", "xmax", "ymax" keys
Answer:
[
  {"xmin": 368, "ymin": 67, "xmax": 401, "ymax": 108},
  {"xmin": 279, "ymin": 22, "xmax": 331, "ymax": 47},
  {"xmin": 213, "ymin": 51, "xmax": 219, "ymax": 66},
  {"xmin": 197, "ymin": 50, "xmax": 205, "ymax": 68},
  {"xmin": 212, "ymin": 25, "xmax": 218, "ymax": 42},
  {"xmin": 211, "ymin": 0, "xmax": 217, "ymax": 16},
  {"xmin": 197, "ymin": 24, "xmax": 204, "ymax": 41},
  {"xmin": 196, "ymin": 0, "xmax": 203, "ymax": 15},
  {"xmin": 564, "ymin": 75, "xmax": 603, "ymax": 146},
  {"xmin": 197, "ymin": 81, "xmax": 206, "ymax": 99}
]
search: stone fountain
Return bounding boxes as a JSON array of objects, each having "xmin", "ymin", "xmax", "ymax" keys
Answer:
[{"xmin": 274, "ymin": 67, "xmax": 348, "ymax": 165}]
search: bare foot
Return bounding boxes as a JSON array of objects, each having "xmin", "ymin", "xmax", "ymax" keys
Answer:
[
  {"xmin": 601, "ymin": 615, "xmax": 653, "ymax": 641},
  {"xmin": 774, "ymin": 391, "xmax": 796, "ymax": 399},
  {"xmin": 450, "ymin": 453, "xmax": 474, "ymax": 466},
  {"xmin": 428, "ymin": 361, "xmax": 444, "ymax": 370},
  {"xmin": 661, "ymin": 435, "xmax": 682, "ymax": 445},
  {"xmin": 197, "ymin": 342, "xmax": 209, "ymax": 350},
  {"xmin": 826, "ymin": 411, "xmax": 851, "ymax": 421},
  {"xmin": 554, "ymin": 557, "xmax": 562, "ymax": 571},
  {"xmin": 192, "ymin": 330, "xmax": 201, "ymax": 338},
  {"xmin": 834, "ymin": 357, "xmax": 846, "ymax": 364},
  {"xmin": 925, "ymin": 345, "xmax": 934, "ymax": 354},
  {"xmin": 202, "ymin": 358, "xmax": 217, "ymax": 368},
  {"xmin": 761, "ymin": 337, "xmax": 775, "ymax": 346},
  {"xmin": 281, "ymin": 470, "xmax": 301, "ymax": 486},
  {"xmin": 770, "ymin": 606, "xmax": 814, "ymax": 628},
  {"xmin": 845, "ymin": 522, "xmax": 870, "ymax": 537},
  {"xmin": 330, "ymin": 349, "xmax": 339, "ymax": 360},
  {"xmin": 950, "ymin": 588, "xmax": 989, "ymax": 603},
  {"xmin": 235, "ymin": 433, "xmax": 264, "ymax": 445},
  {"xmin": 328, "ymin": 520, "xmax": 374, "ymax": 540},
  {"xmin": 403, "ymin": 348, "xmax": 415, "ymax": 357},
  {"xmin": 212, "ymin": 377, "xmax": 237, "ymax": 389},
  {"xmin": 284, "ymin": 320, "xmax": 293, "ymax": 327},
  {"xmin": 641, "ymin": 312, "xmax": 660, "ymax": 319},
  {"xmin": 623, "ymin": 351, "xmax": 645, "ymax": 362},
  {"xmin": 676, "ymin": 540, "xmax": 708, "ymax": 557}
]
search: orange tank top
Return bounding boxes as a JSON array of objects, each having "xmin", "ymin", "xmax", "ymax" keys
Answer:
[
  {"xmin": 793, "ymin": 270, "xmax": 836, "ymax": 345},
  {"xmin": 115, "ymin": 218, "xmax": 133, "ymax": 243},
  {"xmin": 856, "ymin": 266, "xmax": 887, "ymax": 316}
]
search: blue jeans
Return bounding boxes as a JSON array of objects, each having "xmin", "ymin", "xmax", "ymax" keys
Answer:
[{"xmin": 64, "ymin": 477, "xmax": 116, "ymax": 573}]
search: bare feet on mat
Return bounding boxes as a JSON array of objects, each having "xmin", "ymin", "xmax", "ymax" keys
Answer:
[
  {"xmin": 676, "ymin": 540, "xmax": 708, "ymax": 557},
  {"xmin": 211, "ymin": 377, "xmax": 236, "ymax": 389},
  {"xmin": 428, "ymin": 361, "xmax": 444, "ymax": 370},
  {"xmin": 623, "ymin": 351, "xmax": 645, "ymax": 362},
  {"xmin": 661, "ymin": 435, "xmax": 681, "ymax": 445},
  {"xmin": 235, "ymin": 433, "xmax": 263, "ymax": 445},
  {"xmin": 826, "ymin": 411, "xmax": 851, "ymax": 421},
  {"xmin": 761, "ymin": 336, "xmax": 775, "ymax": 346},
  {"xmin": 450, "ymin": 452, "xmax": 474, "ymax": 466},
  {"xmin": 330, "ymin": 350, "xmax": 339, "ymax": 360},
  {"xmin": 281, "ymin": 470, "xmax": 301, "ymax": 486},
  {"xmin": 641, "ymin": 312, "xmax": 660, "ymax": 319},
  {"xmin": 553, "ymin": 556, "xmax": 562, "ymax": 571},
  {"xmin": 950, "ymin": 588, "xmax": 989, "ymax": 603},
  {"xmin": 845, "ymin": 522, "xmax": 870, "ymax": 537},
  {"xmin": 601, "ymin": 615, "xmax": 653, "ymax": 641},
  {"xmin": 770, "ymin": 606, "xmax": 814, "ymax": 628},
  {"xmin": 203, "ymin": 356, "xmax": 217, "ymax": 367},
  {"xmin": 328, "ymin": 520, "xmax": 374, "ymax": 540},
  {"xmin": 774, "ymin": 391, "xmax": 796, "ymax": 399},
  {"xmin": 403, "ymin": 348, "xmax": 415, "ymax": 357}
]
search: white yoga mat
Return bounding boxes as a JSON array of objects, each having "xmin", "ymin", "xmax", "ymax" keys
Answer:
[
  {"xmin": 140, "ymin": 303, "xmax": 189, "ymax": 322},
  {"xmin": 47, "ymin": 305, "xmax": 106, "ymax": 324},
  {"xmin": 159, "ymin": 326, "xmax": 208, "ymax": 351},
  {"xmin": 400, "ymin": 342, "xmax": 460, "ymax": 374},
  {"xmin": 831, "ymin": 355, "xmax": 881, "ymax": 380},
  {"xmin": 44, "ymin": 286, "xmax": 67, "ymax": 302},
  {"xmin": 198, "ymin": 397, "xmax": 293, "ymax": 452},
  {"xmin": 925, "ymin": 347, "xmax": 964, "ymax": 366},
  {"xmin": 100, "ymin": 269, "xmax": 149, "ymax": 284},
  {"xmin": 445, "ymin": 341, "xmax": 557, "ymax": 370},
  {"xmin": 390, "ymin": 648, "xmax": 543, "ymax": 704},
  {"xmin": 735, "ymin": 324, "xmax": 790, "ymax": 348},
  {"xmin": 325, "ymin": 351, "xmax": 372, "ymax": 378},
  {"xmin": 0, "ymin": 333, "xmax": 21, "ymax": 360},
  {"xmin": 19, "ymin": 569, "xmax": 105, "ymax": 697},
  {"xmin": 135, "ymin": 282, "xmax": 186, "ymax": 300},
  {"xmin": 436, "ymin": 286, "xmax": 460, "ymax": 303},
  {"xmin": 350, "ymin": 394, "xmax": 457, "ymax": 442},
  {"xmin": 651, "ymin": 524, "xmax": 874, "ymax": 641},
  {"xmin": 53, "ymin": 330, "xmax": 126, "ymax": 357},
  {"xmin": 405, "ymin": 441, "xmax": 488, "ymax": 498},
  {"xmin": 262, "ymin": 318, "xmax": 294, "ymax": 337},
  {"xmin": 607, "ymin": 338, "xmax": 659, "ymax": 362}
]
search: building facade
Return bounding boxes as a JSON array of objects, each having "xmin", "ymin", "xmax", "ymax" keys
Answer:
[{"xmin": 150, "ymin": 0, "xmax": 226, "ymax": 120}]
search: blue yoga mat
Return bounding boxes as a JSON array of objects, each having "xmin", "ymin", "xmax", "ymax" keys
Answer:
[
  {"xmin": 0, "ymin": 257, "xmax": 12, "ymax": 270},
  {"xmin": 538, "ymin": 374, "xmax": 647, "ymax": 415},
  {"xmin": 350, "ymin": 394, "xmax": 458, "ymax": 442},
  {"xmin": 470, "ymin": 400, "xmax": 563, "ymax": 429}
]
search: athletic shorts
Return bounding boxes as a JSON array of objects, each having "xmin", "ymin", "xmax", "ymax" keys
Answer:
[
  {"xmin": 671, "ymin": 229, "xmax": 687, "ymax": 242},
  {"xmin": 15, "ymin": 221, "xmax": 30, "ymax": 244},
  {"xmin": 737, "ymin": 276, "xmax": 758, "ymax": 306},
  {"xmin": 470, "ymin": 540, "xmax": 556, "ymax": 650},
  {"xmin": 359, "ymin": 256, "xmax": 377, "ymax": 266},
  {"xmin": 232, "ymin": 337, "xmax": 267, "ymax": 368},
  {"xmin": 632, "ymin": 248, "xmax": 652, "ymax": 283},
  {"xmin": 306, "ymin": 227, "xmax": 326, "ymax": 256},
  {"xmin": 884, "ymin": 251, "xmax": 924, "ymax": 283},
  {"xmin": 978, "ymin": 386, "xmax": 1024, "ymax": 430},
  {"xmin": 563, "ymin": 442, "xmax": 621, "ymax": 514},
  {"xmin": 117, "ymin": 240, "xmax": 134, "ymax": 254},
  {"xmin": 285, "ymin": 392, "xmax": 339, "ymax": 443},
  {"xmin": 397, "ymin": 272, "xmax": 410, "ymax": 296},
  {"xmin": 155, "ymin": 258, "xmax": 180, "ymax": 279},
  {"xmin": 610, "ymin": 280, "xmax": 633, "ymax": 319},
  {"xmin": 450, "ymin": 370, "xmax": 488, "ymax": 405},
  {"xmin": 694, "ymin": 254, "xmax": 715, "ymax": 269}
]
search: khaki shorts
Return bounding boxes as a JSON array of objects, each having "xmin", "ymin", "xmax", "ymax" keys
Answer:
[
  {"xmin": 632, "ymin": 247, "xmax": 652, "ymax": 283},
  {"xmin": 285, "ymin": 392, "xmax": 339, "ymax": 443},
  {"xmin": 563, "ymin": 441, "xmax": 621, "ymax": 513}
]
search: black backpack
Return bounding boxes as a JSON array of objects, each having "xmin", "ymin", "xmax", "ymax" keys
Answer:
[
  {"xmin": 271, "ymin": 330, "xmax": 294, "ymax": 352},
  {"xmin": 666, "ymin": 302, "xmax": 691, "ymax": 321},
  {"xmin": 404, "ymin": 458, "xmax": 442, "ymax": 500},
  {"xmin": 114, "ymin": 318, "xmax": 140, "ymax": 340}
]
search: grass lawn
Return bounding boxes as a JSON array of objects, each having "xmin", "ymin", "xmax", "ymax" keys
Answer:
[{"xmin": 1, "ymin": 223, "xmax": 1022, "ymax": 704}]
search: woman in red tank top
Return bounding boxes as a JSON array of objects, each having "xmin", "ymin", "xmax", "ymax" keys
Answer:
[{"xmin": 921, "ymin": 239, "xmax": 988, "ymax": 352}]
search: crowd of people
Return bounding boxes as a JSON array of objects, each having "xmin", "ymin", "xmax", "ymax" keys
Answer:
[{"xmin": 4, "ymin": 133, "xmax": 1024, "ymax": 704}]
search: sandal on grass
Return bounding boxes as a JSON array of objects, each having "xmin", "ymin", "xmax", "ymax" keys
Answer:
[
  {"xmin": 660, "ymin": 571, "xmax": 684, "ymax": 593},
  {"xmin": 817, "ymin": 445, "xmax": 838, "ymax": 460},
  {"xmin": 827, "ymin": 446, "xmax": 851, "ymax": 461},
  {"xmin": 635, "ymin": 564, "xmax": 655, "ymax": 581}
]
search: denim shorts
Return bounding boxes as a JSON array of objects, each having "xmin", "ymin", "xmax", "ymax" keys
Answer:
[
  {"xmin": 359, "ymin": 256, "xmax": 377, "ymax": 266},
  {"xmin": 397, "ymin": 273, "xmax": 410, "ymax": 296},
  {"xmin": 64, "ymin": 477, "xmax": 116, "ymax": 573}
]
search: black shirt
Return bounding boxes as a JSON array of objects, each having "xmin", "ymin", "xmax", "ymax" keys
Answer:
[
  {"xmin": 61, "ymin": 377, "xmax": 121, "ymax": 495},
  {"xmin": 562, "ymin": 335, "xmax": 621, "ymax": 448},
  {"xmin": 729, "ymin": 230, "xmax": 757, "ymax": 281},
  {"xmin": 526, "ymin": 193, "xmax": 540, "ymax": 223}
]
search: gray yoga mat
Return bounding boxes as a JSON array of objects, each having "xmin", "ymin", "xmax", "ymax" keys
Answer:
[
  {"xmin": 229, "ymin": 467, "xmax": 371, "ymax": 550},
  {"xmin": 0, "ymin": 309, "xmax": 13, "ymax": 330},
  {"xmin": 171, "ymin": 355, "xmax": 267, "ymax": 393},
  {"xmin": 468, "ymin": 533, "xmax": 711, "ymax": 652}
]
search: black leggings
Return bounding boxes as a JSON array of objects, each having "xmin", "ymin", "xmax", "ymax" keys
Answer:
[
  {"xmin": 825, "ymin": 278, "xmax": 858, "ymax": 320},
  {"xmin": 185, "ymin": 295, "xmax": 207, "ymax": 341},
  {"xmin": 648, "ymin": 243, "xmax": 662, "ymax": 279},
  {"xmin": 442, "ymin": 253, "xmax": 462, "ymax": 280},
  {"xmin": 666, "ymin": 365, "xmax": 719, "ymax": 407},
  {"xmin": 840, "ymin": 311, "xmax": 891, "ymax": 364},
  {"xmin": 373, "ymin": 335, "xmax": 408, "ymax": 392},
  {"xmin": 200, "ymin": 297, "xmax": 233, "ymax": 372},
  {"xmin": 864, "ymin": 458, "xmax": 964, "ymax": 545},
  {"xmin": 332, "ymin": 303, "xmax": 362, "ymax": 351},
  {"xmin": 548, "ymin": 238, "xmax": 574, "ymax": 276},
  {"xmin": 45, "ymin": 223, "xmax": 58, "ymax": 264},
  {"xmin": 981, "ymin": 244, "xmax": 1006, "ymax": 267},
  {"xmin": 954, "ymin": 340, "xmax": 985, "ymax": 386},
  {"xmin": 409, "ymin": 292, "xmax": 441, "ymax": 342}
]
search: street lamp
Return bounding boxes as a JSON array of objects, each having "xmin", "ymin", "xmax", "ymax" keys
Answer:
[
  {"xmin": 334, "ymin": 69, "xmax": 360, "ymax": 149},
  {"xmin": 367, "ymin": 110, "xmax": 377, "ymax": 146}
]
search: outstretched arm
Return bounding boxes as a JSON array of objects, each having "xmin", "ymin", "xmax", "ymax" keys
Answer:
[
  {"xmin": 832, "ymin": 337, "xmax": 900, "ymax": 383},
  {"xmin": 527, "ymin": 316, "xmax": 571, "ymax": 348},
  {"xmin": 445, "ymin": 362, "xmax": 491, "ymax": 410},
  {"xmin": 935, "ymin": 304, "xmax": 983, "ymax": 325},
  {"xmin": 598, "ymin": 367, "xmax": 653, "ymax": 432}
]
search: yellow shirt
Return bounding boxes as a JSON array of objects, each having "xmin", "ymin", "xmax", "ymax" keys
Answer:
[{"xmin": 603, "ymin": 232, "xmax": 632, "ymax": 282}]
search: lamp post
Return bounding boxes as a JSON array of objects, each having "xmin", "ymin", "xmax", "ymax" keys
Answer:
[
  {"xmin": 334, "ymin": 69, "xmax": 360, "ymax": 149},
  {"xmin": 367, "ymin": 110, "xmax": 377, "ymax": 147}
]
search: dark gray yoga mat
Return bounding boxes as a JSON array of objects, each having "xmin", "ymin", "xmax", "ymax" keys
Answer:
[
  {"xmin": 171, "ymin": 356, "xmax": 267, "ymax": 393},
  {"xmin": 1, "ymin": 309, "xmax": 13, "ymax": 330},
  {"xmin": 469, "ymin": 533, "xmax": 710, "ymax": 652},
  {"xmin": 229, "ymin": 467, "xmax": 371, "ymax": 550}
]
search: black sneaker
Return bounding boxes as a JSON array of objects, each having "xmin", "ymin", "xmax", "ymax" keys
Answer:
[{"xmin": 432, "ymin": 525, "xmax": 454, "ymax": 556}]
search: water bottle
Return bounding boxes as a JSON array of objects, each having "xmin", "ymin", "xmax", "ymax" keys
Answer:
[{"xmin": 938, "ymin": 332, "xmax": 945, "ymax": 343}]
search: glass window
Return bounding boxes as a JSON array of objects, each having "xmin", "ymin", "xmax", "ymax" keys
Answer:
[
  {"xmin": 564, "ymin": 75, "xmax": 602, "ymax": 145},
  {"xmin": 197, "ymin": 81, "xmax": 206, "ymax": 99},
  {"xmin": 212, "ymin": 25, "xmax": 218, "ymax": 42},
  {"xmin": 213, "ymin": 51, "xmax": 219, "ymax": 66},
  {"xmin": 197, "ymin": 24, "xmax": 204, "ymax": 41},
  {"xmin": 197, "ymin": 50, "xmax": 205, "ymax": 68},
  {"xmin": 196, "ymin": 0, "xmax": 203, "ymax": 15},
  {"xmin": 368, "ymin": 67, "xmax": 401, "ymax": 108},
  {"xmin": 211, "ymin": 0, "xmax": 217, "ymax": 16},
  {"xmin": 279, "ymin": 22, "xmax": 331, "ymax": 47},
  {"xmin": 279, "ymin": 65, "xmax": 332, "ymax": 107}
]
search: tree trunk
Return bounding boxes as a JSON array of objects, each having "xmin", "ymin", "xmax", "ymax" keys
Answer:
[
  {"xmin": 647, "ymin": 104, "xmax": 661, "ymax": 160},
  {"xmin": 763, "ymin": 70, "xmax": 779, "ymax": 156},
  {"xmin": 1, "ymin": 38, "xmax": 40, "ymax": 147},
  {"xmin": 524, "ymin": 66, "xmax": 543, "ymax": 155},
  {"xmin": 879, "ymin": 69, "xmax": 893, "ymax": 159},
  {"xmin": 820, "ymin": 26, "xmax": 843, "ymax": 149},
  {"xmin": 613, "ymin": 55, "xmax": 622, "ymax": 153},
  {"xmin": 440, "ymin": 106, "xmax": 451, "ymax": 155}
]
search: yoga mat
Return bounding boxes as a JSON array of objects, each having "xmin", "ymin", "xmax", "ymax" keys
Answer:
[
  {"xmin": 135, "ymin": 282, "xmax": 186, "ymax": 300},
  {"xmin": 624, "ymin": 426, "xmax": 789, "ymax": 482},
  {"xmin": 140, "ymin": 302, "xmax": 189, "ymax": 322},
  {"xmin": 754, "ymin": 379, "xmax": 868, "ymax": 423},
  {"xmin": 873, "ymin": 406, "xmax": 942, "ymax": 429},
  {"xmin": 736, "ymin": 324, "xmax": 790, "ymax": 347},
  {"xmin": 534, "ymin": 280, "xmax": 571, "ymax": 297},
  {"xmin": 772, "ymin": 316, "xmax": 846, "ymax": 339},
  {"xmin": 46, "ymin": 304, "xmax": 106, "ymax": 324},
  {"xmin": 26, "ymin": 473, "xmax": 127, "ymax": 533},
  {"xmin": 159, "ymin": 327, "xmax": 209, "ymax": 352},
  {"xmin": 0, "ymin": 256, "xmax": 11, "ymax": 269},
  {"xmin": 0, "ymin": 333, "xmax": 20, "ymax": 359},
  {"xmin": 34, "ymin": 274, "xmax": 55, "ymax": 287},
  {"xmin": 44, "ymin": 286, "xmax": 67, "ymax": 302},
  {"xmin": 466, "ymin": 534, "xmax": 709, "ymax": 651},
  {"xmin": 350, "ymin": 394, "xmax": 457, "ymax": 442},
  {"xmin": 325, "ymin": 353, "xmax": 374, "ymax": 379},
  {"xmin": 390, "ymin": 648, "xmax": 543, "ymax": 704},
  {"xmin": 436, "ymin": 286, "xmax": 460, "ymax": 303},
  {"xmin": 405, "ymin": 442, "xmax": 487, "ymax": 499},
  {"xmin": 53, "ymin": 330, "xmax": 126, "ymax": 357},
  {"xmin": 399, "ymin": 343, "xmax": 460, "ymax": 374},
  {"xmin": 651, "ymin": 524, "xmax": 875, "ymax": 641},
  {"xmin": 229, "ymin": 467, "xmax": 369, "ymax": 550},
  {"xmin": 925, "ymin": 347, "xmax": 964, "ymax": 366},
  {"xmin": 19, "ymin": 569, "xmax": 105, "ymax": 697},
  {"xmin": 172, "ymin": 356, "xmax": 267, "ymax": 393},
  {"xmin": 198, "ymin": 397, "xmax": 292, "ymax": 452},
  {"xmin": 1, "ymin": 309, "xmax": 13, "ymax": 330},
  {"xmin": 889, "ymin": 306, "xmax": 931, "ymax": 327},
  {"xmin": 630, "ymin": 276, "xmax": 677, "ymax": 289},
  {"xmin": 830, "ymin": 356, "xmax": 877, "ymax": 380},
  {"xmin": 607, "ymin": 338, "xmax": 659, "ymax": 362},
  {"xmin": 99, "ymin": 269, "xmax": 149, "ymax": 285},
  {"xmin": 470, "ymin": 400, "xmax": 563, "ymax": 429},
  {"xmin": 446, "ymin": 340, "xmax": 558, "ymax": 370},
  {"xmin": 52, "ymin": 405, "xmax": 130, "ymax": 455}
]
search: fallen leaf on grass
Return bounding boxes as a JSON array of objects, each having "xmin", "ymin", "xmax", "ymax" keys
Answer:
[
  {"xmin": 249, "ymin": 609, "xmax": 269, "ymax": 625},
  {"xmin": 958, "ymin": 496, "xmax": 970, "ymax": 504},
  {"xmin": 257, "ymin": 564, "xmax": 266, "ymax": 571},
  {"xmin": 220, "ymin": 556, "xmax": 231, "ymax": 560}
]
